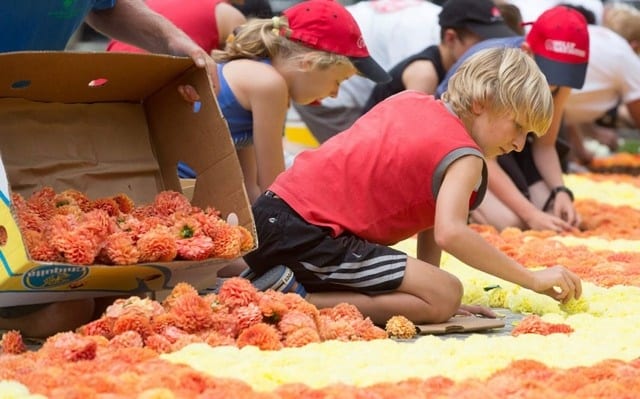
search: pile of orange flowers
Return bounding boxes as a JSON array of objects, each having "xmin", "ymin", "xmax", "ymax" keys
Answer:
[
  {"xmin": 12, "ymin": 187, "xmax": 253, "ymax": 265},
  {"xmin": 2, "ymin": 277, "xmax": 387, "ymax": 356}
]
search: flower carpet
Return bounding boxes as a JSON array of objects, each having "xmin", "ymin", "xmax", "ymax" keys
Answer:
[{"xmin": 2, "ymin": 172, "xmax": 640, "ymax": 398}]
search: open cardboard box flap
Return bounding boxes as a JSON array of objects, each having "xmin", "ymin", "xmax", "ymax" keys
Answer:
[{"xmin": 0, "ymin": 52, "xmax": 255, "ymax": 306}]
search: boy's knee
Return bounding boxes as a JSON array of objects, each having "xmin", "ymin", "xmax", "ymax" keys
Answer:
[{"xmin": 428, "ymin": 275, "xmax": 463, "ymax": 323}]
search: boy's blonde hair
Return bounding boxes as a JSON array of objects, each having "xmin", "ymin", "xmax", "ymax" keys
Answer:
[
  {"xmin": 213, "ymin": 16, "xmax": 352, "ymax": 70},
  {"xmin": 442, "ymin": 47, "xmax": 553, "ymax": 137}
]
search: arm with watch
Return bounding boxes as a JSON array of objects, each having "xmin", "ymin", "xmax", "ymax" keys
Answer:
[
  {"xmin": 484, "ymin": 158, "xmax": 576, "ymax": 232},
  {"xmin": 531, "ymin": 128, "xmax": 581, "ymax": 230}
]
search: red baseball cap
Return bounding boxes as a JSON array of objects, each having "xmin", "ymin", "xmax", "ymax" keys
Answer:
[
  {"xmin": 282, "ymin": 0, "xmax": 390, "ymax": 83},
  {"xmin": 525, "ymin": 6, "xmax": 590, "ymax": 89}
]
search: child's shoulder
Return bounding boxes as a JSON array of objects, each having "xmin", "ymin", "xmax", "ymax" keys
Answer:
[{"xmin": 223, "ymin": 59, "xmax": 286, "ymax": 90}]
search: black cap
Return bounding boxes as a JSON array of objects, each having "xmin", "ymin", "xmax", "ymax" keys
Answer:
[{"xmin": 438, "ymin": 0, "xmax": 518, "ymax": 40}]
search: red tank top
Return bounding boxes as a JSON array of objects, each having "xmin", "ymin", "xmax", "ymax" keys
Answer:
[
  {"xmin": 271, "ymin": 91, "xmax": 487, "ymax": 245},
  {"xmin": 106, "ymin": 0, "xmax": 222, "ymax": 54}
]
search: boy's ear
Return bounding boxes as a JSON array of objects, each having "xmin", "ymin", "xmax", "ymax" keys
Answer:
[
  {"xmin": 442, "ymin": 28, "xmax": 458, "ymax": 45},
  {"xmin": 471, "ymin": 100, "xmax": 485, "ymax": 115}
]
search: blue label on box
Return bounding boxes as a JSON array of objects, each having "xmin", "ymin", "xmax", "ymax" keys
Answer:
[{"xmin": 22, "ymin": 264, "xmax": 89, "ymax": 289}]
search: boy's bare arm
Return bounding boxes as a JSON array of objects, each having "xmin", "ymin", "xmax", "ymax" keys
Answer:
[{"xmin": 433, "ymin": 156, "xmax": 581, "ymax": 302}]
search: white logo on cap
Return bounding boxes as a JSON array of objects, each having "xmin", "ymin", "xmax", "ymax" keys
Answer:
[
  {"xmin": 357, "ymin": 36, "xmax": 365, "ymax": 49},
  {"xmin": 544, "ymin": 39, "xmax": 586, "ymax": 58}
]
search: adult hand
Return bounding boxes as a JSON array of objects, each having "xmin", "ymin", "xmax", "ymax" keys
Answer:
[
  {"xmin": 168, "ymin": 37, "xmax": 218, "ymax": 90},
  {"xmin": 531, "ymin": 265, "xmax": 582, "ymax": 303}
]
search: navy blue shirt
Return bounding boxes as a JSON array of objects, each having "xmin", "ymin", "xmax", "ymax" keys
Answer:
[{"xmin": 0, "ymin": 0, "xmax": 115, "ymax": 52}]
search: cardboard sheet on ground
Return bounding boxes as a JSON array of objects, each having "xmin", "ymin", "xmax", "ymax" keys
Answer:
[{"xmin": 416, "ymin": 316, "xmax": 505, "ymax": 335}]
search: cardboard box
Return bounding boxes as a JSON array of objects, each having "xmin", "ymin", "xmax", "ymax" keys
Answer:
[{"xmin": 0, "ymin": 51, "xmax": 255, "ymax": 306}]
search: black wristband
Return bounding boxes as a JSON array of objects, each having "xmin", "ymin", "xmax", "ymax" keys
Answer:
[
  {"xmin": 543, "ymin": 186, "xmax": 574, "ymax": 211},
  {"xmin": 551, "ymin": 186, "xmax": 574, "ymax": 201}
]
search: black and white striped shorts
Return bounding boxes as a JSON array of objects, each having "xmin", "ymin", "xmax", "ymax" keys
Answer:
[{"xmin": 243, "ymin": 192, "xmax": 408, "ymax": 295}]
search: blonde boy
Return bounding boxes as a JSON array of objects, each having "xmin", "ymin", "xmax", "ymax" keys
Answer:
[{"xmin": 239, "ymin": 47, "xmax": 581, "ymax": 325}]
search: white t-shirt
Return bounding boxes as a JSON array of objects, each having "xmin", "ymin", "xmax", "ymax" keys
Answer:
[
  {"xmin": 320, "ymin": 0, "xmax": 442, "ymax": 109},
  {"xmin": 563, "ymin": 25, "xmax": 640, "ymax": 125},
  {"xmin": 506, "ymin": 0, "xmax": 603, "ymax": 25}
]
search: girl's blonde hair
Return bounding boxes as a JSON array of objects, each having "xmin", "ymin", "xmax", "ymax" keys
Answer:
[
  {"xmin": 213, "ymin": 16, "xmax": 351, "ymax": 70},
  {"xmin": 442, "ymin": 47, "xmax": 553, "ymax": 137}
]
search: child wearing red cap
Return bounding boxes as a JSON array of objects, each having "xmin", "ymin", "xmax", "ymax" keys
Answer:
[
  {"xmin": 179, "ymin": 0, "xmax": 389, "ymax": 204},
  {"xmin": 238, "ymin": 47, "xmax": 582, "ymax": 326},
  {"xmin": 436, "ymin": 5, "xmax": 590, "ymax": 234}
]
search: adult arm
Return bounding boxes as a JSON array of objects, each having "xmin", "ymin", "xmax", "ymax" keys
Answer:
[
  {"xmin": 434, "ymin": 155, "xmax": 581, "ymax": 302},
  {"xmin": 85, "ymin": 0, "xmax": 212, "ymax": 68}
]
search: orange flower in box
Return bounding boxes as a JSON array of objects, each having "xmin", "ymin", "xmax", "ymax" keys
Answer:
[{"xmin": 13, "ymin": 187, "xmax": 252, "ymax": 265}]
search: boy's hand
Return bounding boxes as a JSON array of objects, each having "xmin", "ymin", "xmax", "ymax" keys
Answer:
[{"xmin": 531, "ymin": 266, "xmax": 582, "ymax": 303}]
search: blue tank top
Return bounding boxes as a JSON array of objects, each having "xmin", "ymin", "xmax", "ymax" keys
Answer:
[
  {"xmin": 0, "ymin": 0, "xmax": 115, "ymax": 52},
  {"xmin": 217, "ymin": 61, "xmax": 273, "ymax": 148},
  {"xmin": 178, "ymin": 59, "xmax": 272, "ymax": 178}
]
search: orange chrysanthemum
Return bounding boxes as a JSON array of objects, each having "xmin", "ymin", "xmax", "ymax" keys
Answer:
[
  {"xmin": 202, "ymin": 330, "xmax": 236, "ymax": 347},
  {"xmin": 236, "ymin": 225, "xmax": 255, "ymax": 252},
  {"xmin": 77, "ymin": 317, "xmax": 115, "ymax": 339},
  {"xmin": 317, "ymin": 316, "xmax": 357, "ymax": 341},
  {"xmin": 283, "ymin": 327, "xmax": 321, "ymax": 348},
  {"xmin": 169, "ymin": 292, "xmax": 215, "ymax": 333},
  {"xmin": 91, "ymin": 197, "xmax": 122, "ymax": 217},
  {"xmin": 109, "ymin": 330, "xmax": 144, "ymax": 349},
  {"xmin": 176, "ymin": 236, "xmax": 214, "ymax": 260},
  {"xmin": 236, "ymin": 322, "xmax": 282, "ymax": 350},
  {"xmin": 233, "ymin": 303, "xmax": 264, "ymax": 331},
  {"xmin": 112, "ymin": 193, "xmax": 135, "ymax": 214},
  {"xmin": 40, "ymin": 332, "xmax": 98, "ymax": 362},
  {"xmin": 144, "ymin": 333, "xmax": 174, "ymax": 353},
  {"xmin": 99, "ymin": 231, "xmax": 139, "ymax": 265},
  {"xmin": 210, "ymin": 223, "xmax": 242, "ymax": 259},
  {"xmin": 217, "ymin": 277, "xmax": 260, "ymax": 309},
  {"xmin": 161, "ymin": 281, "xmax": 198, "ymax": 308},
  {"xmin": 137, "ymin": 225, "xmax": 178, "ymax": 262},
  {"xmin": 278, "ymin": 310, "xmax": 317, "ymax": 335},
  {"xmin": 0, "ymin": 330, "xmax": 26, "ymax": 354},
  {"xmin": 111, "ymin": 310, "xmax": 153, "ymax": 339},
  {"xmin": 153, "ymin": 190, "xmax": 193, "ymax": 217},
  {"xmin": 258, "ymin": 290, "xmax": 289, "ymax": 321}
]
